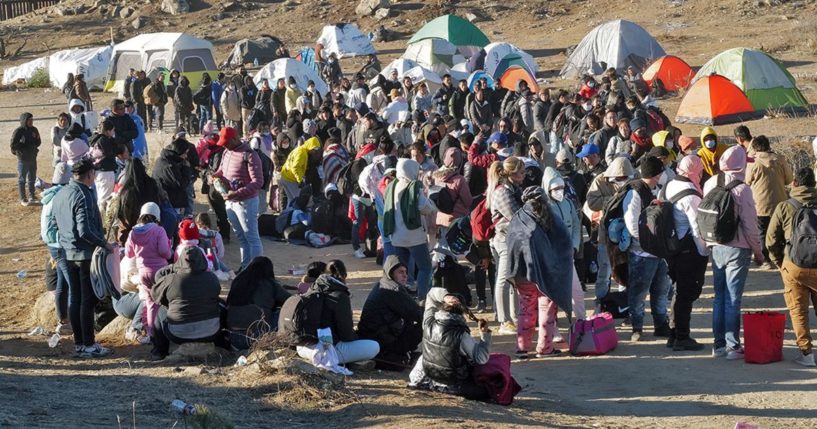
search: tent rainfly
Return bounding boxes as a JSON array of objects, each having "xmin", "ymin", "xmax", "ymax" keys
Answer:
[
  {"xmin": 254, "ymin": 58, "xmax": 329, "ymax": 95},
  {"xmin": 316, "ymin": 23, "xmax": 377, "ymax": 59},
  {"xmin": 402, "ymin": 38, "xmax": 466, "ymax": 77},
  {"xmin": 408, "ymin": 14, "xmax": 489, "ymax": 58},
  {"xmin": 560, "ymin": 20, "xmax": 665, "ymax": 79},
  {"xmin": 498, "ymin": 66, "xmax": 539, "ymax": 93},
  {"xmin": 402, "ymin": 66, "xmax": 443, "ymax": 92},
  {"xmin": 675, "ymin": 74, "xmax": 762, "ymax": 125},
  {"xmin": 370, "ymin": 58, "xmax": 419, "ymax": 86},
  {"xmin": 642, "ymin": 55, "xmax": 694, "ymax": 93},
  {"xmin": 49, "ymin": 45, "xmax": 114, "ymax": 90},
  {"xmin": 468, "ymin": 42, "xmax": 539, "ymax": 79}
]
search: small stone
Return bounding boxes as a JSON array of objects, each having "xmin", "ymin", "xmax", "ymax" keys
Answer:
[
  {"xmin": 374, "ymin": 7, "xmax": 391, "ymax": 20},
  {"xmin": 131, "ymin": 16, "xmax": 145, "ymax": 29},
  {"xmin": 120, "ymin": 7, "xmax": 135, "ymax": 19},
  {"xmin": 109, "ymin": 5, "xmax": 121, "ymax": 17},
  {"xmin": 465, "ymin": 12, "xmax": 479, "ymax": 22},
  {"xmin": 355, "ymin": 0, "xmax": 389, "ymax": 17},
  {"xmin": 161, "ymin": 0, "xmax": 190, "ymax": 15}
]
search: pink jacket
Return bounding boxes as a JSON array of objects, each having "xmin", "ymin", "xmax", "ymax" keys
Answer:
[
  {"xmin": 434, "ymin": 170, "xmax": 472, "ymax": 226},
  {"xmin": 702, "ymin": 146, "xmax": 761, "ymax": 254},
  {"xmin": 125, "ymin": 223, "xmax": 172, "ymax": 272},
  {"xmin": 214, "ymin": 142, "xmax": 263, "ymax": 201}
]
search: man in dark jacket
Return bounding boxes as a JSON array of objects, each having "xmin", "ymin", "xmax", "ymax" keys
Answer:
[
  {"xmin": 358, "ymin": 255, "xmax": 423, "ymax": 369},
  {"xmin": 108, "ymin": 99, "xmax": 138, "ymax": 153},
  {"xmin": 174, "ymin": 76, "xmax": 194, "ymax": 132},
  {"xmin": 433, "ymin": 74, "xmax": 455, "ymax": 116},
  {"xmin": 89, "ymin": 119, "xmax": 118, "ymax": 215},
  {"xmin": 150, "ymin": 246, "xmax": 223, "ymax": 360},
  {"xmin": 10, "ymin": 112, "xmax": 41, "ymax": 205},
  {"xmin": 271, "ymin": 78, "xmax": 288, "ymax": 126},
  {"xmin": 131, "ymin": 70, "xmax": 149, "ymax": 126},
  {"xmin": 448, "ymin": 80, "xmax": 469, "ymax": 121},
  {"xmin": 52, "ymin": 159, "xmax": 113, "ymax": 358},
  {"xmin": 152, "ymin": 139, "xmax": 191, "ymax": 211},
  {"xmin": 533, "ymin": 89, "xmax": 551, "ymax": 132},
  {"xmin": 363, "ymin": 112, "xmax": 389, "ymax": 147}
]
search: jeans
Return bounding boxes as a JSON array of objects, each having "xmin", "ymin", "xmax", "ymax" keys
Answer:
[
  {"xmin": 297, "ymin": 339, "xmax": 380, "ymax": 364},
  {"xmin": 395, "ymin": 244, "xmax": 433, "ymax": 300},
  {"xmin": 184, "ymin": 182, "xmax": 195, "ymax": 217},
  {"xmin": 711, "ymin": 245, "xmax": 751, "ymax": 350},
  {"xmin": 17, "ymin": 158, "xmax": 36, "ymax": 201},
  {"xmin": 351, "ymin": 198, "xmax": 373, "ymax": 251},
  {"xmin": 757, "ymin": 216, "xmax": 771, "ymax": 263},
  {"xmin": 48, "ymin": 247, "xmax": 70, "ymax": 322},
  {"xmin": 627, "ymin": 253, "xmax": 671, "ymax": 332},
  {"xmin": 214, "ymin": 105, "xmax": 224, "ymax": 129},
  {"xmin": 150, "ymin": 104, "xmax": 165, "ymax": 130},
  {"xmin": 667, "ymin": 236, "xmax": 708, "ymax": 340},
  {"xmin": 226, "ymin": 197, "xmax": 263, "ymax": 269},
  {"xmin": 112, "ymin": 292, "xmax": 145, "ymax": 331},
  {"xmin": 199, "ymin": 104, "xmax": 212, "ymax": 133},
  {"xmin": 595, "ymin": 241, "xmax": 611, "ymax": 300},
  {"xmin": 65, "ymin": 259, "xmax": 98, "ymax": 347},
  {"xmin": 491, "ymin": 237, "xmax": 518, "ymax": 324}
]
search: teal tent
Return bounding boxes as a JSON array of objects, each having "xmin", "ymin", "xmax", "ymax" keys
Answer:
[{"xmin": 408, "ymin": 15, "xmax": 489, "ymax": 58}]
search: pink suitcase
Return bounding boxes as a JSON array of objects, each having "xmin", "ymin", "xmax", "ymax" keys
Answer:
[{"xmin": 569, "ymin": 312, "xmax": 618, "ymax": 356}]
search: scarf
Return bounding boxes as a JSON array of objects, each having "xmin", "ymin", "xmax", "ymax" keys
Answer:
[{"xmin": 383, "ymin": 179, "xmax": 422, "ymax": 237}]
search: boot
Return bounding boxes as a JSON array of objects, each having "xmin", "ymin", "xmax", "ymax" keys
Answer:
[
  {"xmin": 673, "ymin": 337, "xmax": 705, "ymax": 351},
  {"xmin": 653, "ymin": 322, "xmax": 671, "ymax": 338},
  {"xmin": 665, "ymin": 328, "xmax": 676, "ymax": 348}
]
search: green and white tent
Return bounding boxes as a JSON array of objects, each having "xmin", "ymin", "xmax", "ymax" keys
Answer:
[
  {"xmin": 408, "ymin": 14, "xmax": 489, "ymax": 58},
  {"xmin": 402, "ymin": 38, "xmax": 466, "ymax": 77},
  {"xmin": 692, "ymin": 48, "xmax": 807, "ymax": 110}
]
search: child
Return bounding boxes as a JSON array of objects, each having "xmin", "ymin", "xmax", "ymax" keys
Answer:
[
  {"xmin": 51, "ymin": 113, "xmax": 70, "ymax": 166},
  {"xmin": 125, "ymin": 202, "xmax": 172, "ymax": 337},
  {"xmin": 195, "ymin": 213, "xmax": 233, "ymax": 280},
  {"xmin": 175, "ymin": 218, "xmax": 211, "ymax": 269},
  {"xmin": 297, "ymin": 261, "xmax": 327, "ymax": 294}
]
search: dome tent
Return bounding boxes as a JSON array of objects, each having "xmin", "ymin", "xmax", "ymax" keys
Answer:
[
  {"xmin": 368, "ymin": 58, "xmax": 419, "ymax": 87},
  {"xmin": 408, "ymin": 14, "xmax": 489, "ymax": 58},
  {"xmin": 254, "ymin": 58, "xmax": 329, "ymax": 95},
  {"xmin": 560, "ymin": 20, "xmax": 665, "ymax": 79},
  {"xmin": 402, "ymin": 38, "xmax": 466, "ymax": 77},
  {"xmin": 316, "ymin": 23, "xmax": 377, "ymax": 59},
  {"xmin": 468, "ymin": 42, "xmax": 538, "ymax": 80},
  {"xmin": 642, "ymin": 55, "xmax": 693, "ymax": 92},
  {"xmin": 692, "ymin": 47, "xmax": 807, "ymax": 111},
  {"xmin": 498, "ymin": 66, "xmax": 539, "ymax": 93},
  {"xmin": 675, "ymin": 74, "xmax": 762, "ymax": 126},
  {"xmin": 403, "ymin": 66, "xmax": 443, "ymax": 92}
]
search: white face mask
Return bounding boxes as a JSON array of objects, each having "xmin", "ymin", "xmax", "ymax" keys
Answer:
[
  {"xmin": 614, "ymin": 178, "xmax": 628, "ymax": 187},
  {"xmin": 582, "ymin": 103, "xmax": 592, "ymax": 112},
  {"xmin": 705, "ymin": 139, "xmax": 717, "ymax": 150},
  {"xmin": 550, "ymin": 189, "xmax": 565, "ymax": 202},
  {"xmin": 665, "ymin": 140, "xmax": 674, "ymax": 150}
]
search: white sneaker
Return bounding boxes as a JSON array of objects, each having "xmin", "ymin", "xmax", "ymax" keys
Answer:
[
  {"xmin": 353, "ymin": 248, "xmax": 366, "ymax": 259},
  {"xmin": 712, "ymin": 347, "xmax": 727, "ymax": 358},
  {"xmin": 497, "ymin": 322, "xmax": 517, "ymax": 335},
  {"xmin": 726, "ymin": 346, "xmax": 745, "ymax": 360},
  {"xmin": 227, "ymin": 270, "xmax": 236, "ymax": 280},
  {"xmin": 214, "ymin": 270, "xmax": 230, "ymax": 281},
  {"xmin": 79, "ymin": 343, "xmax": 112, "ymax": 358},
  {"xmin": 124, "ymin": 327, "xmax": 140, "ymax": 342},
  {"xmin": 795, "ymin": 352, "xmax": 816, "ymax": 367},
  {"xmin": 553, "ymin": 333, "xmax": 565, "ymax": 343}
]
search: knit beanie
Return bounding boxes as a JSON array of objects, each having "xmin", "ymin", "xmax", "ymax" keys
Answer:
[
  {"xmin": 640, "ymin": 156, "xmax": 664, "ymax": 179},
  {"xmin": 178, "ymin": 218, "xmax": 200, "ymax": 241}
]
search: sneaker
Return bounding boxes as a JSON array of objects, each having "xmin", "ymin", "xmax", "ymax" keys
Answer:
[
  {"xmin": 553, "ymin": 333, "xmax": 565, "ymax": 343},
  {"xmin": 348, "ymin": 359, "xmax": 376, "ymax": 371},
  {"xmin": 136, "ymin": 335, "xmax": 152, "ymax": 345},
  {"xmin": 28, "ymin": 197, "xmax": 40, "ymax": 205},
  {"xmin": 712, "ymin": 347, "xmax": 727, "ymax": 358},
  {"xmin": 725, "ymin": 346, "xmax": 745, "ymax": 360},
  {"xmin": 794, "ymin": 352, "xmax": 816, "ymax": 367},
  {"xmin": 227, "ymin": 270, "xmax": 237, "ymax": 280},
  {"xmin": 673, "ymin": 338, "xmax": 705, "ymax": 351},
  {"xmin": 474, "ymin": 299, "xmax": 487, "ymax": 313},
  {"xmin": 653, "ymin": 323, "xmax": 672, "ymax": 338},
  {"xmin": 630, "ymin": 331, "xmax": 642, "ymax": 342},
  {"xmin": 79, "ymin": 343, "xmax": 112, "ymax": 358},
  {"xmin": 535, "ymin": 349, "xmax": 562, "ymax": 358},
  {"xmin": 20, "ymin": 199, "xmax": 29, "ymax": 207},
  {"xmin": 353, "ymin": 248, "xmax": 366, "ymax": 259},
  {"xmin": 74, "ymin": 344, "xmax": 84, "ymax": 355},
  {"xmin": 497, "ymin": 322, "xmax": 517, "ymax": 335},
  {"xmin": 620, "ymin": 317, "xmax": 632, "ymax": 327},
  {"xmin": 515, "ymin": 350, "xmax": 529, "ymax": 360},
  {"xmin": 214, "ymin": 270, "xmax": 230, "ymax": 282},
  {"xmin": 56, "ymin": 322, "xmax": 73, "ymax": 336}
]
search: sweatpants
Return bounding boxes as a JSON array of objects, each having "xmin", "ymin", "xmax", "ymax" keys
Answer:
[
  {"xmin": 781, "ymin": 260, "xmax": 817, "ymax": 355},
  {"xmin": 515, "ymin": 280, "xmax": 558, "ymax": 354}
]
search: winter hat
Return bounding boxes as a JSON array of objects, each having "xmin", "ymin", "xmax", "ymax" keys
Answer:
[
  {"xmin": 647, "ymin": 146, "xmax": 670, "ymax": 159},
  {"xmin": 640, "ymin": 156, "xmax": 664, "ymax": 179},
  {"xmin": 556, "ymin": 148, "xmax": 574, "ymax": 164},
  {"xmin": 328, "ymin": 127, "xmax": 342, "ymax": 140},
  {"xmin": 522, "ymin": 186, "xmax": 545, "ymax": 203},
  {"xmin": 178, "ymin": 218, "xmax": 199, "ymax": 241},
  {"xmin": 629, "ymin": 117, "xmax": 647, "ymax": 133},
  {"xmin": 276, "ymin": 132, "xmax": 291, "ymax": 145},
  {"xmin": 678, "ymin": 135, "xmax": 696, "ymax": 152},
  {"xmin": 603, "ymin": 156, "xmax": 635, "ymax": 178},
  {"xmin": 383, "ymin": 155, "xmax": 398, "ymax": 176},
  {"xmin": 66, "ymin": 122, "xmax": 85, "ymax": 139},
  {"xmin": 487, "ymin": 132, "xmax": 508, "ymax": 147},
  {"xmin": 302, "ymin": 118, "xmax": 316, "ymax": 132},
  {"xmin": 139, "ymin": 202, "xmax": 161, "ymax": 222},
  {"xmin": 202, "ymin": 120, "xmax": 216, "ymax": 136},
  {"xmin": 354, "ymin": 102, "xmax": 370, "ymax": 116},
  {"xmin": 217, "ymin": 127, "xmax": 238, "ymax": 147}
]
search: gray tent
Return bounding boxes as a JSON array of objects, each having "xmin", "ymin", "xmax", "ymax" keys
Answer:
[
  {"xmin": 559, "ymin": 20, "xmax": 665, "ymax": 79},
  {"xmin": 223, "ymin": 35, "xmax": 285, "ymax": 68}
]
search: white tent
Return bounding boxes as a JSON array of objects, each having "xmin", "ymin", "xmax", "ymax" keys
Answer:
[
  {"xmin": 449, "ymin": 62, "xmax": 470, "ymax": 82},
  {"xmin": 369, "ymin": 58, "xmax": 419, "ymax": 86},
  {"xmin": 316, "ymin": 23, "xmax": 377, "ymax": 59},
  {"xmin": 2, "ymin": 57, "xmax": 48, "ymax": 85},
  {"xmin": 105, "ymin": 32, "xmax": 217, "ymax": 93},
  {"xmin": 559, "ymin": 20, "xmax": 665, "ymax": 79},
  {"xmin": 403, "ymin": 66, "xmax": 442, "ymax": 92},
  {"xmin": 49, "ymin": 45, "xmax": 113, "ymax": 90},
  {"xmin": 469, "ymin": 42, "xmax": 538, "ymax": 79},
  {"xmin": 402, "ymin": 38, "xmax": 466, "ymax": 77},
  {"xmin": 254, "ymin": 58, "xmax": 329, "ymax": 95}
]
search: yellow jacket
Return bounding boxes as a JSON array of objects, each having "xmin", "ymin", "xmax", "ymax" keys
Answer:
[
  {"xmin": 651, "ymin": 130, "xmax": 676, "ymax": 162},
  {"xmin": 697, "ymin": 127, "xmax": 729, "ymax": 177},
  {"xmin": 285, "ymin": 86, "xmax": 301, "ymax": 114},
  {"xmin": 281, "ymin": 137, "xmax": 321, "ymax": 183}
]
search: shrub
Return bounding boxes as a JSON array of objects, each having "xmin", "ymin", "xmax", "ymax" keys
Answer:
[{"xmin": 27, "ymin": 67, "xmax": 50, "ymax": 88}]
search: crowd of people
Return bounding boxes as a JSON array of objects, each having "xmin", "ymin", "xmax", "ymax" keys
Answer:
[{"xmin": 12, "ymin": 55, "xmax": 817, "ymax": 403}]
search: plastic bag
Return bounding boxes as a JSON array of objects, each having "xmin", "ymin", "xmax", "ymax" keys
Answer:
[{"xmin": 310, "ymin": 327, "xmax": 352, "ymax": 375}]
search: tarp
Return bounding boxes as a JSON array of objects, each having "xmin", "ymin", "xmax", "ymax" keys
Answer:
[
  {"xmin": 408, "ymin": 14, "xmax": 490, "ymax": 58},
  {"xmin": 468, "ymin": 42, "xmax": 538, "ymax": 79},
  {"xmin": 402, "ymin": 38, "xmax": 466, "ymax": 77},
  {"xmin": 467, "ymin": 70, "xmax": 494, "ymax": 91},
  {"xmin": 296, "ymin": 47, "xmax": 318, "ymax": 72},
  {"xmin": 316, "ymin": 23, "xmax": 377, "ymax": 59},
  {"xmin": 642, "ymin": 55, "xmax": 693, "ymax": 92},
  {"xmin": 223, "ymin": 35, "xmax": 284, "ymax": 68},
  {"xmin": 498, "ymin": 66, "xmax": 539, "ymax": 93},
  {"xmin": 692, "ymin": 47, "xmax": 807, "ymax": 110},
  {"xmin": 49, "ymin": 45, "xmax": 113, "ymax": 90},
  {"xmin": 675, "ymin": 75, "xmax": 762, "ymax": 126},
  {"xmin": 2, "ymin": 57, "xmax": 48, "ymax": 85},
  {"xmin": 254, "ymin": 58, "xmax": 329, "ymax": 95},
  {"xmin": 560, "ymin": 20, "xmax": 665, "ymax": 79}
]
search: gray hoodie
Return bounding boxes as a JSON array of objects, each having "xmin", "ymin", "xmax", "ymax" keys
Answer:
[{"xmin": 542, "ymin": 167, "xmax": 581, "ymax": 251}]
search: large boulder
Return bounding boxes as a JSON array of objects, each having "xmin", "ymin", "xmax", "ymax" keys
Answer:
[
  {"xmin": 96, "ymin": 315, "xmax": 132, "ymax": 344},
  {"xmin": 31, "ymin": 292, "xmax": 56, "ymax": 328},
  {"xmin": 355, "ymin": 0, "xmax": 388, "ymax": 16},
  {"xmin": 161, "ymin": 0, "xmax": 190, "ymax": 15}
]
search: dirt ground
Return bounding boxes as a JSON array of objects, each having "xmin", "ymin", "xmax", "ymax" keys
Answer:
[{"xmin": 2, "ymin": 0, "xmax": 817, "ymax": 427}]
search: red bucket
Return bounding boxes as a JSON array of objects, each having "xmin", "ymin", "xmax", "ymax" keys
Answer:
[{"xmin": 742, "ymin": 311, "xmax": 786, "ymax": 364}]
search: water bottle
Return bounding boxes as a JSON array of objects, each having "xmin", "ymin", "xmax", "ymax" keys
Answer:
[
  {"xmin": 171, "ymin": 400, "xmax": 196, "ymax": 416},
  {"xmin": 253, "ymin": 57, "xmax": 259, "ymax": 67},
  {"xmin": 16, "ymin": 270, "xmax": 27, "ymax": 280},
  {"xmin": 48, "ymin": 333, "xmax": 60, "ymax": 348}
]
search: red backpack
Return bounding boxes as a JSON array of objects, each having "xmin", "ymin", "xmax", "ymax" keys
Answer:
[{"xmin": 470, "ymin": 197, "xmax": 497, "ymax": 242}]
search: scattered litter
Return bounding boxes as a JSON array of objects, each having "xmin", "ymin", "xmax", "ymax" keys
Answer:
[
  {"xmin": 16, "ymin": 271, "xmax": 27, "ymax": 279},
  {"xmin": 47, "ymin": 333, "xmax": 60, "ymax": 348},
  {"xmin": 28, "ymin": 327, "xmax": 45, "ymax": 336},
  {"xmin": 234, "ymin": 355, "xmax": 248, "ymax": 367},
  {"xmin": 11, "ymin": 258, "xmax": 21, "ymax": 262},
  {"xmin": 735, "ymin": 423, "xmax": 758, "ymax": 429},
  {"xmin": 170, "ymin": 400, "xmax": 197, "ymax": 416}
]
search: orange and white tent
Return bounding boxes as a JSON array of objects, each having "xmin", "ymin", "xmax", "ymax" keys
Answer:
[
  {"xmin": 497, "ymin": 66, "xmax": 539, "ymax": 93},
  {"xmin": 675, "ymin": 74, "xmax": 762, "ymax": 125},
  {"xmin": 642, "ymin": 55, "xmax": 693, "ymax": 92}
]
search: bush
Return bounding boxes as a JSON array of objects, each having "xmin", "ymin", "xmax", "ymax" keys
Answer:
[{"xmin": 27, "ymin": 67, "xmax": 50, "ymax": 88}]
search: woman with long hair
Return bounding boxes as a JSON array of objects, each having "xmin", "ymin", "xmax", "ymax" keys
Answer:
[
  {"xmin": 226, "ymin": 256, "xmax": 291, "ymax": 349},
  {"xmin": 115, "ymin": 158, "xmax": 163, "ymax": 244}
]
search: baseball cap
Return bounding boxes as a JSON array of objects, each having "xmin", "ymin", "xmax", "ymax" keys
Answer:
[
  {"xmin": 217, "ymin": 127, "xmax": 238, "ymax": 147},
  {"xmin": 576, "ymin": 143, "xmax": 600, "ymax": 158},
  {"xmin": 486, "ymin": 132, "xmax": 508, "ymax": 147}
]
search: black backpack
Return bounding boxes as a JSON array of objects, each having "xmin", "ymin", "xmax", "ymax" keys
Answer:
[
  {"xmin": 252, "ymin": 147, "xmax": 273, "ymax": 189},
  {"xmin": 433, "ymin": 255, "xmax": 472, "ymax": 306},
  {"xmin": 786, "ymin": 199, "xmax": 817, "ymax": 268},
  {"xmin": 639, "ymin": 187, "xmax": 701, "ymax": 258},
  {"xmin": 310, "ymin": 199, "xmax": 335, "ymax": 236},
  {"xmin": 430, "ymin": 185, "xmax": 456, "ymax": 214},
  {"xmin": 600, "ymin": 290, "xmax": 629, "ymax": 319},
  {"xmin": 277, "ymin": 290, "xmax": 326, "ymax": 345},
  {"xmin": 336, "ymin": 162, "xmax": 355, "ymax": 196},
  {"xmin": 698, "ymin": 174, "xmax": 742, "ymax": 244}
]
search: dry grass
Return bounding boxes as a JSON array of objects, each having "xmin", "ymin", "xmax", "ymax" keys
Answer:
[{"xmin": 772, "ymin": 136, "xmax": 814, "ymax": 173}]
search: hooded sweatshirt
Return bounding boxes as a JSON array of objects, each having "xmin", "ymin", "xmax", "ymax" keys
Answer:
[
  {"xmin": 60, "ymin": 124, "xmax": 89, "ymax": 166},
  {"xmin": 542, "ymin": 167, "xmax": 581, "ymax": 251},
  {"xmin": 697, "ymin": 127, "xmax": 729, "ymax": 178},
  {"xmin": 281, "ymin": 136, "xmax": 321, "ymax": 184},
  {"xmin": 665, "ymin": 156, "xmax": 707, "ymax": 256},
  {"xmin": 125, "ymin": 222, "xmax": 172, "ymax": 272},
  {"xmin": 746, "ymin": 150, "xmax": 793, "ymax": 216},
  {"xmin": 433, "ymin": 147, "xmax": 473, "ymax": 226},
  {"xmin": 40, "ymin": 185, "xmax": 63, "ymax": 248},
  {"xmin": 702, "ymin": 146, "xmax": 762, "ymax": 254},
  {"xmin": 10, "ymin": 113, "xmax": 41, "ymax": 161},
  {"xmin": 386, "ymin": 159, "xmax": 436, "ymax": 248},
  {"xmin": 357, "ymin": 255, "xmax": 423, "ymax": 344},
  {"xmin": 309, "ymin": 274, "xmax": 358, "ymax": 344}
]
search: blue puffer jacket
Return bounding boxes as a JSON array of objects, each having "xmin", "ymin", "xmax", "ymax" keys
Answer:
[{"xmin": 52, "ymin": 180, "xmax": 107, "ymax": 261}]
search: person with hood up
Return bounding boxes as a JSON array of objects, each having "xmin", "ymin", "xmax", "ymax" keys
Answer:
[
  {"xmin": 150, "ymin": 246, "xmax": 223, "ymax": 360},
  {"xmin": 542, "ymin": 166, "xmax": 586, "ymax": 321},
  {"xmin": 145, "ymin": 73, "xmax": 168, "ymax": 131},
  {"xmin": 766, "ymin": 167, "xmax": 817, "ymax": 367},
  {"xmin": 195, "ymin": 73, "xmax": 214, "ymax": 134},
  {"xmin": 507, "ymin": 186, "xmax": 574, "ymax": 358},
  {"xmin": 704, "ymin": 146, "xmax": 763, "ymax": 360},
  {"xmin": 357, "ymin": 255, "xmax": 424, "ymax": 370},
  {"xmin": 174, "ymin": 76, "xmax": 194, "ymax": 132},
  {"xmin": 51, "ymin": 113, "xmax": 70, "ymax": 166},
  {"xmin": 271, "ymin": 132, "xmax": 294, "ymax": 211},
  {"xmin": 271, "ymin": 78, "xmax": 288, "ymax": 125},
  {"xmin": 651, "ymin": 130, "xmax": 678, "ymax": 165},
  {"xmin": 67, "ymin": 99, "xmax": 92, "ymax": 141},
  {"xmin": 284, "ymin": 76, "xmax": 302, "ymax": 114},
  {"xmin": 152, "ymin": 139, "xmax": 190, "ymax": 211},
  {"xmin": 226, "ymin": 256, "xmax": 291, "ymax": 349},
  {"xmin": 697, "ymin": 127, "xmax": 729, "ymax": 181},
  {"xmin": 239, "ymin": 76, "xmax": 258, "ymax": 136},
  {"xmin": 433, "ymin": 147, "xmax": 473, "ymax": 231},
  {"xmin": 605, "ymin": 118, "xmax": 632, "ymax": 165},
  {"xmin": 381, "ymin": 88, "xmax": 409, "ymax": 125},
  {"xmin": 40, "ymin": 182, "xmax": 70, "ymax": 335},
  {"xmin": 10, "ymin": 112, "xmax": 41, "ymax": 205},
  {"xmin": 746, "ymin": 135, "xmax": 793, "ymax": 270},
  {"xmin": 628, "ymin": 117, "xmax": 652, "ymax": 164},
  {"xmin": 88, "ymin": 119, "xmax": 118, "ymax": 214},
  {"xmin": 125, "ymin": 202, "xmax": 172, "ymax": 336},
  {"xmin": 295, "ymin": 261, "xmax": 381, "ymax": 365},
  {"xmin": 279, "ymin": 136, "xmax": 322, "ymax": 207},
  {"xmin": 124, "ymin": 101, "xmax": 148, "ymax": 161},
  {"xmin": 63, "ymin": 73, "xmax": 76, "ymax": 100},
  {"xmin": 383, "ymin": 159, "xmax": 438, "ymax": 300}
]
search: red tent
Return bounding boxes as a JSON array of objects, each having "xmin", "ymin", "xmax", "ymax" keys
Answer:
[
  {"xmin": 675, "ymin": 75, "xmax": 762, "ymax": 125},
  {"xmin": 643, "ymin": 55, "xmax": 694, "ymax": 92}
]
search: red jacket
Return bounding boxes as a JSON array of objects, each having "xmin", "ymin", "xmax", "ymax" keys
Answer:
[
  {"xmin": 213, "ymin": 143, "xmax": 263, "ymax": 201},
  {"xmin": 467, "ymin": 135, "xmax": 497, "ymax": 169}
]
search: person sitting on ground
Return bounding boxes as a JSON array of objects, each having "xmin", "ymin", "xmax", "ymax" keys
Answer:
[
  {"xmin": 358, "ymin": 255, "xmax": 423, "ymax": 370},
  {"xmin": 297, "ymin": 261, "xmax": 327, "ymax": 294},
  {"xmin": 150, "ymin": 246, "xmax": 224, "ymax": 360},
  {"xmin": 295, "ymin": 260, "xmax": 381, "ymax": 365},
  {"xmin": 226, "ymin": 256, "xmax": 292, "ymax": 350},
  {"xmin": 195, "ymin": 213, "xmax": 233, "ymax": 278}
]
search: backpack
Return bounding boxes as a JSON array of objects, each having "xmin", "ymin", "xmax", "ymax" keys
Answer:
[
  {"xmin": 277, "ymin": 290, "xmax": 326, "ymax": 345},
  {"xmin": 310, "ymin": 199, "xmax": 335, "ymax": 236},
  {"xmin": 471, "ymin": 197, "xmax": 497, "ymax": 242},
  {"xmin": 599, "ymin": 290, "xmax": 629, "ymax": 319},
  {"xmin": 335, "ymin": 162, "xmax": 355, "ymax": 196},
  {"xmin": 551, "ymin": 108, "xmax": 568, "ymax": 136},
  {"xmin": 638, "ymin": 187, "xmax": 701, "ymax": 258},
  {"xmin": 246, "ymin": 108, "xmax": 266, "ymax": 133},
  {"xmin": 786, "ymin": 199, "xmax": 817, "ymax": 268},
  {"xmin": 698, "ymin": 174, "xmax": 742, "ymax": 244},
  {"xmin": 253, "ymin": 148, "xmax": 273, "ymax": 189},
  {"xmin": 644, "ymin": 106, "xmax": 669, "ymax": 133},
  {"xmin": 430, "ymin": 185, "xmax": 456, "ymax": 215},
  {"xmin": 433, "ymin": 255, "xmax": 472, "ymax": 306},
  {"xmin": 445, "ymin": 216, "xmax": 472, "ymax": 254}
]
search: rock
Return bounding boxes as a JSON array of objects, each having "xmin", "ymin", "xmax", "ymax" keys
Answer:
[
  {"xmin": 221, "ymin": 1, "xmax": 240, "ymax": 11},
  {"xmin": 183, "ymin": 366, "xmax": 207, "ymax": 375},
  {"xmin": 31, "ymin": 292, "xmax": 56, "ymax": 328},
  {"xmin": 109, "ymin": 5, "xmax": 121, "ymax": 17},
  {"xmin": 355, "ymin": 0, "xmax": 388, "ymax": 17},
  {"xmin": 131, "ymin": 16, "xmax": 145, "ymax": 29},
  {"xmin": 374, "ymin": 7, "xmax": 391, "ymax": 20},
  {"xmin": 96, "ymin": 315, "xmax": 132, "ymax": 343},
  {"xmin": 120, "ymin": 7, "xmax": 135, "ymax": 19},
  {"xmin": 94, "ymin": 0, "xmax": 108, "ymax": 7},
  {"xmin": 161, "ymin": 0, "xmax": 190, "ymax": 15},
  {"xmin": 465, "ymin": 12, "xmax": 480, "ymax": 22},
  {"xmin": 98, "ymin": 6, "xmax": 109, "ymax": 16},
  {"xmin": 165, "ymin": 342, "xmax": 228, "ymax": 364}
]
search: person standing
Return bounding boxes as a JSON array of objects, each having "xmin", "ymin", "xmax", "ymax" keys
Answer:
[
  {"xmin": 88, "ymin": 119, "xmax": 118, "ymax": 215},
  {"xmin": 145, "ymin": 73, "xmax": 168, "ymax": 132},
  {"xmin": 212, "ymin": 73, "xmax": 226, "ymax": 129},
  {"xmin": 174, "ymin": 76, "xmax": 194, "ymax": 132},
  {"xmin": 195, "ymin": 73, "xmax": 214, "ymax": 134},
  {"xmin": 704, "ymin": 146, "xmax": 763, "ymax": 360},
  {"xmin": 212, "ymin": 127, "xmax": 264, "ymax": 269},
  {"xmin": 132, "ymin": 70, "xmax": 149, "ymax": 126},
  {"xmin": 766, "ymin": 167, "xmax": 817, "ymax": 367},
  {"xmin": 52, "ymin": 159, "xmax": 113, "ymax": 358},
  {"xmin": 73, "ymin": 74, "xmax": 93, "ymax": 112},
  {"xmin": 10, "ymin": 112, "xmax": 41, "ymax": 205}
]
